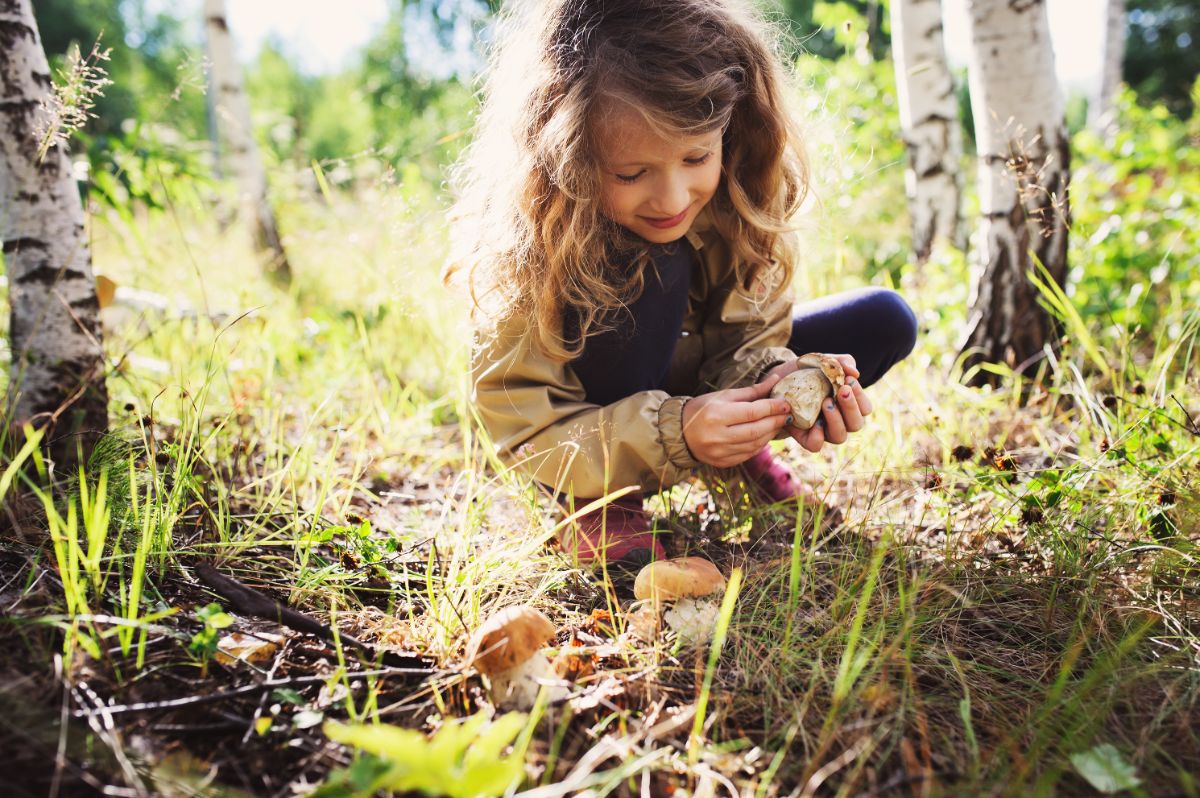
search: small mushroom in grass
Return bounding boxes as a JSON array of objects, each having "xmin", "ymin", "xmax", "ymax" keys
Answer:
[
  {"xmin": 770, "ymin": 353, "xmax": 847, "ymax": 430},
  {"xmin": 464, "ymin": 606, "xmax": 566, "ymax": 709},
  {"xmin": 631, "ymin": 557, "xmax": 727, "ymax": 644}
]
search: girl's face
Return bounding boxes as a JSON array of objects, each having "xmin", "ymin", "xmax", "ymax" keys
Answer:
[{"xmin": 595, "ymin": 107, "xmax": 723, "ymax": 244}]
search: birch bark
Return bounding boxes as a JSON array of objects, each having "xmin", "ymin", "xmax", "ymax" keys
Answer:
[
  {"xmin": 959, "ymin": 0, "xmax": 1071, "ymax": 387},
  {"xmin": 890, "ymin": 0, "xmax": 963, "ymax": 262},
  {"xmin": 1, "ymin": 0, "xmax": 108, "ymax": 464},
  {"xmin": 203, "ymin": 0, "xmax": 292, "ymax": 283},
  {"xmin": 1091, "ymin": 0, "xmax": 1126, "ymax": 130}
]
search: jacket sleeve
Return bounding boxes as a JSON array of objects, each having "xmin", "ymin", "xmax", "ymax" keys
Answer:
[
  {"xmin": 694, "ymin": 249, "xmax": 796, "ymax": 392},
  {"xmin": 471, "ymin": 313, "xmax": 702, "ymax": 498}
]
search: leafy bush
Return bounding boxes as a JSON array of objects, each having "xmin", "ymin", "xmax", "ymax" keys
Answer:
[{"xmin": 1069, "ymin": 83, "xmax": 1200, "ymax": 347}]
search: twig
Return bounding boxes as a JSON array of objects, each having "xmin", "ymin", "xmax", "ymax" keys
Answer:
[
  {"xmin": 192, "ymin": 562, "xmax": 430, "ymax": 669},
  {"xmin": 70, "ymin": 667, "xmax": 441, "ymax": 719}
]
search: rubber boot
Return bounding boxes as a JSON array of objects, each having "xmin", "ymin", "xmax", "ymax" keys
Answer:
[{"xmin": 558, "ymin": 490, "xmax": 667, "ymax": 568}]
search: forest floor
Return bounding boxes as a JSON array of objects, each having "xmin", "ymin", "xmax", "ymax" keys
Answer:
[{"xmin": 2, "ymin": 183, "xmax": 1199, "ymax": 798}]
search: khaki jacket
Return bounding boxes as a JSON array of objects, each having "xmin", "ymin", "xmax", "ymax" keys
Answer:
[{"xmin": 471, "ymin": 211, "xmax": 794, "ymax": 498}]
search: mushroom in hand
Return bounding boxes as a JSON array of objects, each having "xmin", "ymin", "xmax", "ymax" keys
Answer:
[
  {"xmin": 770, "ymin": 353, "xmax": 847, "ymax": 430},
  {"xmin": 464, "ymin": 606, "xmax": 566, "ymax": 709},
  {"xmin": 631, "ymin": 557, "xmax": 727, "ymax": 644}
]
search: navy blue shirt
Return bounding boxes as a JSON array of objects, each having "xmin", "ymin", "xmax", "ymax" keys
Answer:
[{"xmin": 564, "ymin": 240, "xmax": 696, "ymax": 406}]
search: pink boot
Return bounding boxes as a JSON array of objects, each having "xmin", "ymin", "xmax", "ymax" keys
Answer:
[
  {"xmin": 736, "ymin": 446, "xmax": 833, "ymax": 510},
  {"xmin": 740, "ymin": 446, "xmax": 806, "ymax": 503},
  {"xmin": 558, "ymin": 490, "xmax": 667, "ymax": 567}
]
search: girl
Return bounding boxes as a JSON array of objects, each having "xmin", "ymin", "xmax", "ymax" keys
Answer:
[{"xmin": 446, "ymin": 0, "xmax": 917, "ymax": 569}]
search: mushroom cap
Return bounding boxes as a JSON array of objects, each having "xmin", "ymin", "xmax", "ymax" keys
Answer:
[
  {"xmin": 464, "ymin": 606, "xmax": 556, "ymax": 676},
  {"xmin": 634, "ymin": 557, "xmax": 726, "ymax": 603},
  {"xmin": 770, "ymin": 353, "xmax": 847, "ymax": 429},
  {"xmin": 796, "ymin": 352, "xmax": 846, "ymax": 391}
]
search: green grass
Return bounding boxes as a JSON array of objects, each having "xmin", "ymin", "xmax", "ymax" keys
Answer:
[{"xmin": 2, "ymin": 108, "xmax": 1200, "ymax": 797}]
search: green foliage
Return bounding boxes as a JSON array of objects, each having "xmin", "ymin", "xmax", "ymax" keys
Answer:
[
  {"xmin": 1126, "ymin": 0, "xmax": 1200, "ymax": 117},
  {"xmin": 318, "ymin": 712, "xmax": 529, "ymax": 798},
  {"xmin": 1069, "ymin": 84, "xmax": 1200, "ymax": 345},
  {"xmin": 187, "ymin": 602, "xmax": 234, "ymax": 662},
  {"xmin": 776, "ymin": 0, "xmax": 890, "ymax": 62},
  {"xmin": 33, "ymin": 0, "xmax": 206, "ymax": 148},
  {"xmin": 794, "ymin": 29, "xmax": 910, "ymax": 284}
]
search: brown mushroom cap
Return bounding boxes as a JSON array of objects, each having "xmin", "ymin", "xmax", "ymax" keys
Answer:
[
  {"xmin": 771, "ymin": 353, "xmax": 847, "ymax": 429},
  {"xmin": 465, "ymin": 606, "xmax": 556, "ymax": 676},
  {"xmin": 796, "ymin": 353, "xmax": 846, "ymax": 391},
  {"xmin": 634, "ymin": 557, "xmax": 726, "ymax": 603}
]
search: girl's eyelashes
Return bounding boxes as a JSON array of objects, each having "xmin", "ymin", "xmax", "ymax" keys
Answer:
[{"xmin": 611, "ymin": 152, "xmax": 714, "ymax": 184}]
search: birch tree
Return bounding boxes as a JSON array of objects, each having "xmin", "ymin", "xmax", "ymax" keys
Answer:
[
  {"xmin": 890, "ymin": 0, "xmax": 963, "ymax": 263},
  {"xmin": 1091, "ymin": 0, "xmax": 1126, "ymax": 129},
  {"xmin": 1, "ymin": 0, "xmax": 108, "ymax": 465},
  {"xmin": 959, "ymin": 0, "xmax": 1071, "ymax": 387},
  {"xmin": 204, "ymin": 0, "xmax": 292, "ymax": 284}
]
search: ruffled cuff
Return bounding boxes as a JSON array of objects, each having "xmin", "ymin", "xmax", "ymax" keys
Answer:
[{"xmin": 657, "ymin": 395, "xmax": 701, "ymax": 470}]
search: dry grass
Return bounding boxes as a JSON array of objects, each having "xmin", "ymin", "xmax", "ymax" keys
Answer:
[{"xmin": 1, "ymin": 167, "xmax": 1198, "ymax": 797}]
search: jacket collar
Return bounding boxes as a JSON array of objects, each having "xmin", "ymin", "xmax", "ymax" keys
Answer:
[{"xmin": 684, "ymin": 205, "xmax": 716, "ymax": 251}]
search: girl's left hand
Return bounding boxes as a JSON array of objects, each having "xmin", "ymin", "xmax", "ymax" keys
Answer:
[{"xmin": 763, "ymin": 354, "xmax": 872, "ymax": 453}]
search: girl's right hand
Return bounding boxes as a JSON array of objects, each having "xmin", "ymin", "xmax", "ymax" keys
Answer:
[{"xmin": 681, "ymin": 376, "xmax": 792, "ymax": 468}]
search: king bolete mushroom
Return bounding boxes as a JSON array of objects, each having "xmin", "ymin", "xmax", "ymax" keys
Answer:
[
  {"xmin": 464, "ymin": 605, "xmax": 565, "ymax": 709},
  {"xmin": 630, "ymin": 557, "xmax": 727, "ymax": 644},
  {"xmin": 770, "ymin": 353, "xmax": 847, "ymax": 430}
]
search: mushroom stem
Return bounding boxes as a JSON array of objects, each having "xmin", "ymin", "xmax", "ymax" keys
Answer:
[
  {"xmin": 662, "ymin": 598, "xmax": 722, "ymax": 644},
  {"xmin": 488, "ymin": 651, "xmax": 567, "ymax": 709}
]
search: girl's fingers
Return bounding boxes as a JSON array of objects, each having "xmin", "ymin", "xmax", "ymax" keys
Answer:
[
  {"xmin": 797, "ymin": 423, "xmax": 825, "ymax": 452},
  {"xmin": 834, "ymin": 354, "xmax": 860, "ymax": 380},
  {"xmin": 821, "ymin": 397, "xmax": 848, "ymax": 444},
  {"xmin": 730, "ymin": 397, "xmax": 791, "ymax": 424},
  {"xmin": 725, "ymin": 376, "xmax": 781, "ymax": 403},
  {"xmin": 834, "ymin": 382, "xmax": 865, "ymax": 432},
  {"xmin": 848, "ymin": 377, "xmax": 872, "ymax": 415},
  {"xmin": 727, "ymin": 414, "xmax": 788, "ymax": 443}
]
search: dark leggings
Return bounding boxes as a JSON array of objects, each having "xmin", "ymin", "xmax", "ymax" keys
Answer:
[
  {"xmin": 786, "ymin": 286, "xmax": 918, "ymax": 389},
  {"xmin": 570, "ymin": 282, "xmax": 919, "ymax": 402}
]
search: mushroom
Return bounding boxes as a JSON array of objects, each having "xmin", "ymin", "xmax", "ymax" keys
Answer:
[
  {"xmin": 769, "ymin": 353, "xmax": 847, "ymax": 430},
  {"xmin": 631, "ymin": 557, "xmax": 727, "ymax": 644},
  {"xmin": 464, "ymin": 606, "xmax": 566, "ymax": 709}
]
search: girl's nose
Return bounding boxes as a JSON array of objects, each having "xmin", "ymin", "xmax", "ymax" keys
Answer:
[{"xmin": 654, "ymin": 174, "xmax": 691, "ymax": 215}]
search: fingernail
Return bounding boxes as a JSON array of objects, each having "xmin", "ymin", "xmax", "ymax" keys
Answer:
[
  {"xmin": 826, "ymin": 400, "xmax": 835, "ymax": 410},
  {"xmin": 785, "ymin": 415, "xmax": 793, "ymax": 427},
  {"xmin": 816, "ymin": 418, "xmax": 825, "ymax": 429},
  {"xmin": 848, "ymin": 378, "xmax": 857, "ymax": 385},
  {"xmin": 841, "ymin": 389, "xmax": 851, "ymax": 399}
]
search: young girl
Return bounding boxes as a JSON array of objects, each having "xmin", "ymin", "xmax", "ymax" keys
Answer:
[{"xmin": 446, "ymin": 0, "xmax": 917, "ymax": 569}]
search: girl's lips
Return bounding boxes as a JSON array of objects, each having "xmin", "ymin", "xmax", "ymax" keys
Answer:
[{"xmin": 642, "ymin": 208, "xmax": 689, "ymax": 229}]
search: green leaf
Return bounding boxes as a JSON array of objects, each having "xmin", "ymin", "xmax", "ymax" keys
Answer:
[
  {"xmin": 323, "ymin": 712, "xmax": 529, "ymax": 798},
  {"xmin": 272, "ymin": 688, "xmax": 305, "ymax": 705},
  {"xmin": 1070, "ymin": 744, "xmax": 1142, "ymax": 794},
  {"xmin": 324, "ymin": 720, "xmax": 426, "ymax": 764}
]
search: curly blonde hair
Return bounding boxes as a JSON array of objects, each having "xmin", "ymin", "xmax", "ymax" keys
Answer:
[{"xmin": 445, "ymin": 0, "xmax": 810, "ymax": 361}]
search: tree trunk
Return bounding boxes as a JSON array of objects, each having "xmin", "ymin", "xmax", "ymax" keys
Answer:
[
  {"xmin": 0, "ymin": 0, "xmax": 108, "ymax": 467},
  {"xmin": 959, "ymin": 0, "xmax": 1071, "ymax": 387},
  {"xmin": 203, "ymin": 0, "xmax": 292, "ymax": 284},
  {"xmin": 1090, "ymin": 0, "xmax": 1126, "ymax": 130},
  {"xmin": 891, "ymin": 0, "xmax": 963, "ymax": 262}
]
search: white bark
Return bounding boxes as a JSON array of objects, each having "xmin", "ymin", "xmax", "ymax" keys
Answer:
[
  {"xmin": 890, "ymin": 0, "xmax": 963, "ymax": 262},
  {"xmin": 959, "ymin": 0, "xmax": 1071, "ymax": 386},
  {"xmin": 1, "ymin": 0, "xmax": 107, "ymax": 461},
  {"xmin": 203, "ymin": 0, "xmax": 291, "ymax": 282},
  {"xmin": 1091, "ymin": 0, "xmax": 1126, "ymax": 130}
]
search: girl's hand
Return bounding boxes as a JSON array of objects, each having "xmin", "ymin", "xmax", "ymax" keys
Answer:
[
  {"xmin": 776, "ymin": 354, "xmax": 872, "ymax": 453},
  {"xmin": 682, "ymin": 376, "xmax": 791, "ymax": 468}
]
